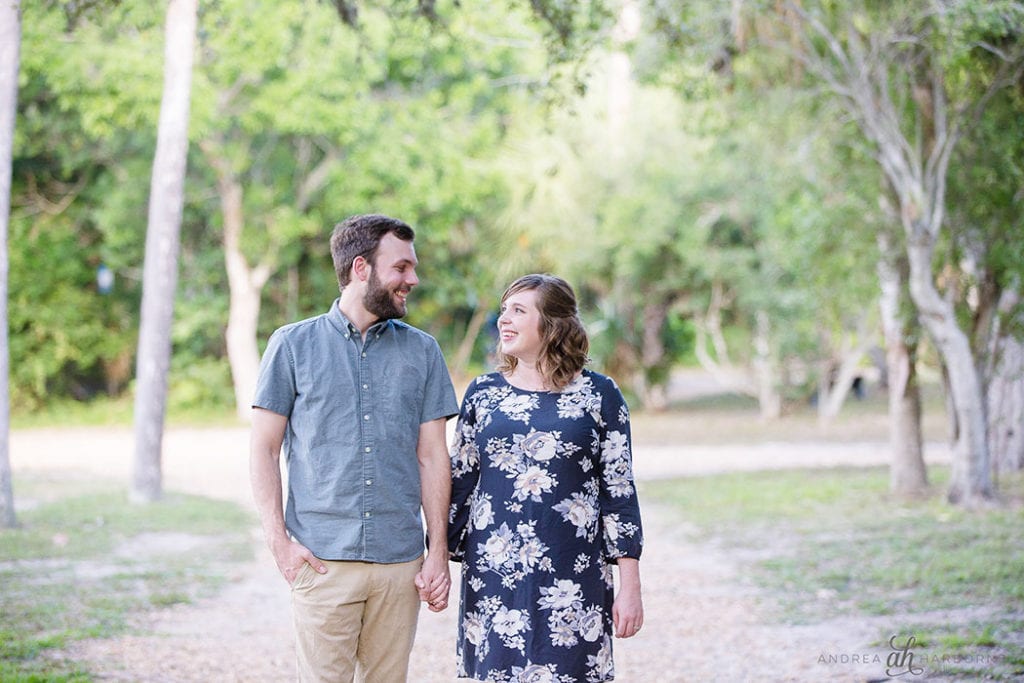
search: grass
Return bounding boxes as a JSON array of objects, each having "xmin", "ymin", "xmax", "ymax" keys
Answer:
[
  {"xmin": 10, "ymin": 395, "xmax": 240, "ymax": 430},
  {"xmin": 0, "ymin": 472, "xmax": 255, "ymax": 681},
  {"xmin": 643, "ymin": 466, "xmax": 1024, "ymax": 680}
]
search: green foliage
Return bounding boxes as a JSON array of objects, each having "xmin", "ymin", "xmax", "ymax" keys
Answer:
[
  {"xmin": 7, "ymin": 211, "xmax": 137, "ymax": 408},
  {"xmin": 10, "ymin": 0, "xmax": 1024, "ymax": 418}
]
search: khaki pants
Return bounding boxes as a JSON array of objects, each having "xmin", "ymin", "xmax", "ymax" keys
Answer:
[{"xmin": 291, "ymin": 557, "xmax": 422, "ymax": 683}]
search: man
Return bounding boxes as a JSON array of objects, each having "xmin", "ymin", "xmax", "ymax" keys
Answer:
[{"xmin": 250, "ymin": 214, "xmax": 458, "ymax": 682}]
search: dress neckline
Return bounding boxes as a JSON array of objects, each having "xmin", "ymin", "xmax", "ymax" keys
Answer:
[{"xmin": 496, "ymin": 370, "xmax": 585, "ymax": 395}]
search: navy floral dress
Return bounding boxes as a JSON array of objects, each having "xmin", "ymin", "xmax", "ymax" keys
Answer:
[{"xmin": 448, "ymin": 370, "xmax": 644, "ymax": 683}]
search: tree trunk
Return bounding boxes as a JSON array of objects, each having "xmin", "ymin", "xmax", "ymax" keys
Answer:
[
  {"xmin": 988, "ymin": 338, "xmax": 1024, "ymax": 476},
  {"xmin": 987, "ymin": 289, "xmax": 1024, "ymax": 476},
  {"xmin": 638, "ymin": 300, "xmax": 670, "ymax": 411},
  {"xmin": 451, "ymin": 305, "xmax": 490, "ymax": 382},
  {"xmin": 877, "ymin": 232, "xmax": 927, "ymax": 497},
  {"xmin": 907, "ymin": 239, "xmax": 992, "ymax": 505},
  {"xmin": 817, "ymin": 347, "xmax": 867, "ymax": 420},
  {"xmin": 215, "ymin": 169, "xmax": 270, "ymax": 423},
  {"xmin": 753, "ymin": 310, "xmax": 781, "ymax": 420},
  {"xmin": 131, "ymin": 0, "xmax": 198, "ymax": 504},
  {"xmin": 783, "ymin": 0, "xmax": 1015, "ymax": 507},
  {"xmin": 816, "ymin": 310, "xmax": 873, "ymax": 421},
  {"xmin": 0, "ymin": 0, "xmax": 21, "ymax": 528},
  {"xmin": 694, "ymin": 282, "xmax": 758, "ymax": 398}
]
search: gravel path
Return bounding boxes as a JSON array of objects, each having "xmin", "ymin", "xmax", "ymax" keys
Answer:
[{"xmin": 10, "ymin": 426, "xmax": 952, "ymax": 682}]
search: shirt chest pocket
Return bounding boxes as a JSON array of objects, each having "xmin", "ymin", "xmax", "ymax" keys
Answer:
[{"xmin": 381, "ymin": 362, "xmax": 426, "ymax": 425}]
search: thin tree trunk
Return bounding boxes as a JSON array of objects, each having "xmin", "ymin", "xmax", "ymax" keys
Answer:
[
  {"xmin": 817, "ymin": 310, "xmax": 874, "ymax": 421},
  {"xmin": 451, "ymin": 305, "xmax": 490, "ymax": 382},
  {"xmin": 0, "ymin": 0, "xmax": 21, "ymax": 528},
  {"xmin": 817, "ymin": 346, "xmax": 867, "ymax": 420},
  {"xmin": 907, "ymin": 240, "xmax": 992, "ymax": 505},
  {"xmin": 132, "ymin": 0, "xmax": 198, "ymax": 503},
  {"xmin": 988, "ymin": 338, "xmax": 1024, "ymax": 475},
  {"xmin": 877, "ymin": 231, "xmax": 927, "ymax": 497},
  {"xmin": 215, "ymin": 169, "xmax": 270, "ymax": 422},
  {"xmin": 987, "ymin": 288, "xmax": 1024, "ymax": 476},
  {"xmin": 753, "ymin": 310, "xmax": 781, "ymax": 420}
]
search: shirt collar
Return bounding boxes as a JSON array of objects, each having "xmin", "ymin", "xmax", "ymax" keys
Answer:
[{"xmin": 328, "ymin": 298, "xmax": 395, "ymax": 339}]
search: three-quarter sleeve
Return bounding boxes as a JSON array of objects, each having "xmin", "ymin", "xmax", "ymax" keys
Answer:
[
  {"xmin": 596, "ymin": 377, "xmax": 644, "ymax": 562},
  {"xmin": 448, "ymin": 380, "xmax": 482, "ymax": 562}
]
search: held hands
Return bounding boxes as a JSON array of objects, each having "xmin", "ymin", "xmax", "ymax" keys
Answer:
[{"xmin": 415, "ymin": 551, "xmax": 451, "ymax": 612}]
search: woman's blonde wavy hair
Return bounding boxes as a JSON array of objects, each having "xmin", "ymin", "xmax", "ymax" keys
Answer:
[{"xmin": 495, "ymin": 274, "xmax": 590, "ymax": 391}]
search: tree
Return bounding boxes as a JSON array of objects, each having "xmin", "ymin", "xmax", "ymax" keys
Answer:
[
  {"xmin": 131, "ymin": 0, "xmax": 198, "ymax": 503},
  {"xmin": 877, "ymin": 221, "xmax": 928, "ymax": 497},
  {"xmin": 783, "ymin": 1, "xmax": 1024, "ymax": 505},
  {"xmin": 0, "ymin": 0, "xmax": 21, "ymax": 528}
]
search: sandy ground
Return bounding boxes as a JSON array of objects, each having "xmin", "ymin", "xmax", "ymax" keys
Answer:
[{"xmin": 9, "ymin": 425, "xmax": 956, "ymax": 682}]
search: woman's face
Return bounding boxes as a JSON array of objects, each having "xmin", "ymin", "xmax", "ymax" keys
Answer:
[{"xmin": 497, "ymin": 288, "xmax": 544, "ymax": 364}]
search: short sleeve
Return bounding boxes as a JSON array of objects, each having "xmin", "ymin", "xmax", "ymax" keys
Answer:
[
  {"xmin": 252, "ymin": 328, "xmax": 297, "ymax": 418},
  {"xmin": 419, "ymin": 337, "xmax": 459, "ymax": 424},
  {"xmin": 596, "ymin": 376, "xmax": 643, "ymax": 562}
]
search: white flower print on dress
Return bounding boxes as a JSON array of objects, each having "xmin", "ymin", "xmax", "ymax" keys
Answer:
[
  {"xmin": 552, "ymin": 491, "xmax": 599, "ymax": 540},
  {"xmin": 512, "ymin": 662, "xmax": 558, "ymax": 683},
  {"xmin": 578, "ymin": 607, "xmax": 604, "ymax": 642},
  {"xmin": 465, "ymin": 611, "xmax": 487, "ymax": 647},
  {"xmin": 556, "ymin": 376, "xmax": 603, "ymax": 424},
  {"xmin": 537, "ymin": 579, "xmax": 582, "ymax": 610},
  {"xmin": 487, "ymin": 438, "xmax": 519, "ymax": 474},
  {"xmin": 600, "ymin": 431, "xmax": 627, "ymax": 463},
  {"xmin": 499, "ymin": 392, "xmax": 539, "ymax": 423},
  {"xmin": 451, "ymin": 425, "xmax": 481, "ymax": 477},
  {"xmin": 601, "ymin": 513, "xmax": 641, "ymax": 560},
  {"xmin": 513, "ymin": 465, "xmax": 556, "ymax": 502},
  {"xmin": 519, "ymin": 430, "xmax": 559, "ymax": 461},
  {"xmin": 450, "ymin": 370, "xmax": 643, "ymax": 683},
  {"xmin": 493, "ymin": 606, "xmax": 530, "ymax": 639},
  {"xmin": 471, "ymin": 493, "xmax": 496, "ymax": 530},
  {"xmin": 585, "ymin": 635, "xmax": 615, "ymax": 683},
  {"xmin": 476, "ymin": 521, "xmax": 552, "ymax": 588}
]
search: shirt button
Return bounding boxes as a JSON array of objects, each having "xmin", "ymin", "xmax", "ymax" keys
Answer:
[
  {"xmin": 365, "ymin": 479, "xmax": 373, "ymax": 486},
  {"xmin": 364, "ymin": 446, "xmax": 371, "ymax": 453},
  {"xmin": 362, "ymin": 384, "xmax": 368, "ymax": 389},
  {"xmin": 364, "ymin": 512, "xmax": 371, "ymax": 518},
  {"xmin": 363, "ymin": 414, "xmax": 370, "ymax": 420},
  {"xmin": 362, "ymin": 352, "xmax": 367, "ymax": 358}
]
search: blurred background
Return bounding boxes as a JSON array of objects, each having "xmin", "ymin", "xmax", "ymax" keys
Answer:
[{"xmin": 2, "ymin": 1, "xmax": 1023, "ymax": 680}]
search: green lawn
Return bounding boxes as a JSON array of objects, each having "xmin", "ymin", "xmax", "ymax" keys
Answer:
[
  {"xmin": 643, "ymin": 466, "xmax": 1024, "ymax": 681},
  {"xmin": 0, "ymin": 472, "xmax": 254, "ymax": 682}
]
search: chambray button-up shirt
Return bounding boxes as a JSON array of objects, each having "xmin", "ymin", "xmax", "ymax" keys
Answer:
[{"xmin": 253, "ymin": 299, "xmax": 458, "ymax": 563}]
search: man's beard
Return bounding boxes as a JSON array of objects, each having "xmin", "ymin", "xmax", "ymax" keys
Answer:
[{"xmin": 364, "ymin": 269, "xmax": 407, "ymax": 320}]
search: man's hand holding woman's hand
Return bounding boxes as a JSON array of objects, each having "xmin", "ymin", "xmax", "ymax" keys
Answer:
[{"xmin": 415, "ymin": 552, "xmax": 451, "ymax": 612}]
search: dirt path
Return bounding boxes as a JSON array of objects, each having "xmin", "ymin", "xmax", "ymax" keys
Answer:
[{"xmin": 11, "ymin": 427, "xmax": 951, "ymax": 682}]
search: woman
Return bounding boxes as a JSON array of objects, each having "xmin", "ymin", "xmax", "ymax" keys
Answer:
[{"xmin": 448, "ymin": 274, "xmax": 644, "ymax": 683}]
